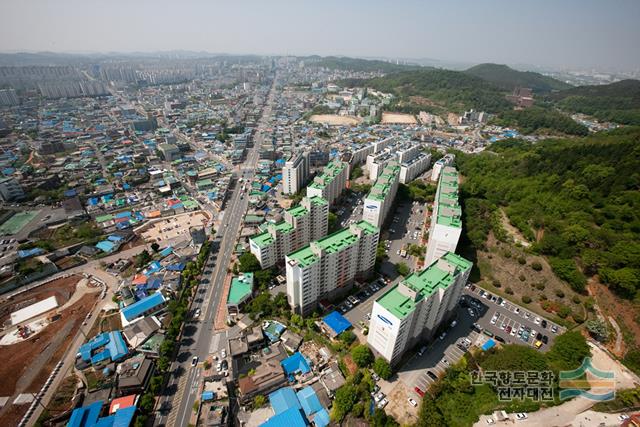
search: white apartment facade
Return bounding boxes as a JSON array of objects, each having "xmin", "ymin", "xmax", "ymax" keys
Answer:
[
  {"xmin": 367, "ymin": 252, "xmax": 472, "ymax": 364},
  {"xmin": 282, "ymin": 152, "xmax": 310, "ymax": 195},
  {"xmin": 286, "ymin": 221, "xmax": 379, "ymax": 316},
  {"xmin": 399, "ymin": 152, "xmax": 431, "ymax": 184},
  {"xmin": 424, "ymin": 166, "xmax": 462, "ymax": 265},
  {"xmin": 249, "ymin": 196, "xmax": 328, "ymax": 268},
  {"xmin": 363, "ymin": 162, "xmax": 400, "ymax": 228},
  {"xmin": 430, "ymin": 153, "xmax": 455, "ymax": 182}
]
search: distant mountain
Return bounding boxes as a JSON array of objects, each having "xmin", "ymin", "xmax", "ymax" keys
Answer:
[
  {"xmin": 464, "ymin": 63, "xmax": 572, "ymax": 93},
  {"xmin": 548, "ymin": 79, "xmax": 640, "ymax": 125},
  {"xmin": 309, "ymin": 56, "xmax": 424, "ymax": 73}
]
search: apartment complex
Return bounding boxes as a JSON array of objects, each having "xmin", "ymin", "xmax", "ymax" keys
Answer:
[
  {"xmin": 363, "ymin": 161, "xmax": 400, "ymax": 228},
  {"xmin": 424, "ymin": 166, "xmax": 462, "ymax": 265},
  {"xmin": 398, "ymin": 145, "xmax": 431, "ymax": 184},
  {"xmin": 367, "ymin": 252, "xmax": 472, "ymax": 364},
  {"xmin": 286, "ymin": 221, "xmax": 379, "ymax": 316},
  {"xmin": 430, "ymin": 153, "xmax": 455, "ymax": 182},
  {"xmin": 249, "ymin": 196, "xmax": 329, "ymax": 268},
  {"xmin": 282, "ymin": 152, "xmax": 310, "ymax": 195},
  {"xmin": 306, "ymin": 160, "xmax": 348, "ymax": 205}
]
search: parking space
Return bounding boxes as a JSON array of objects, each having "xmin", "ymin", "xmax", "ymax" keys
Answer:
[
  {"xmin": 386, "ymin": 201, "xmax": 428, "ymax": 269},
  {"xmin": 342, "ymin": 276, "xmax": 396, "ymax": 330},
  {"xmin": 462, "ymin": 285, "xmax": 565, "ymax": 351}
]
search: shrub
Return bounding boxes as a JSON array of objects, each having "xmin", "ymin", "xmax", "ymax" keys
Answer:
[
  {"xmin": 492, "ymin": 279, "xmax": 502, "ymax": 288},
  {"xmin": 522, "ymin": 295, "xmax": 532, "ymax": 304},
  {"xmin": 572, "ymin": 311, "xmax": 586, "ymax": 324},
  {"xmin": 555, "ymin": 290, "xmax": 565, "ymax": 298},
  {"xmin": 531, "ymin": 261, "xmax": 543, "ymax": 271},
  {"xmin": 506, "ymin": 287, "xmax": 514, "ymax": 295},
  {"xmin": 535, "ymin": 283, "xmax": 546, "ymax": 291},
  {"xmin": 503, "ymin": 251, "xmax": 512, "ymax": 258},
  {"xmin": 519, "ymin": 274, "xmax": 526, "ymax": 282},
  {"xmin": 518, "ymin": 256, "xmax": 527, "ymax": 265},
  {"xmin": 557, "ymin": 305, "xmax": 572, "ymax": 319},
  {"xmin": 572, "ymin": 295, "xmax": 581, "ymax": 304},
  {"xmin": 539, "ymin": 294, "xmax": 547, "ymax": 301}
]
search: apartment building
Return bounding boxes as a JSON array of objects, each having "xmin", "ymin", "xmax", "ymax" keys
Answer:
[
  {"xmin": 400, "ymin": 152, "xmax": 431, "ymax": 184},
  {"xmin": 430, "ymin": 153, "xmax": 455, "ymax": 182},
  {"xmin": 365, "ymin": 151, "xmax": 396, "ymax": 181},
  {"xmin": 306, "ymin": 160, "xmax": 348, "ymax": 205},
  {"xmin": 286, "ymin": 221, "xmax": 379, "ymax": 316},
  {"xmin": 424, "ymin": 166, "xmax": 462, "ymax": 265},
  {"xmin": 282, "ymin": 152, "xmax": 310, "ymax": 195},
  {"xmin": 0, "ymin": 177, "xmax": 24, "ymax": 202},
  {"xmin": 249, "ymin": 196, "xmax": 328, "ymax": 268},
  {"xmin": 367, "ymin": 252, "xmax": 472, "ymax": 364},
  {"xmin": 363, "ymin": 162, "xmax": 400, "ymax": 228}
]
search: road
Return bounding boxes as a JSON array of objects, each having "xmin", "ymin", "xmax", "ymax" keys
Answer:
[{"xmin": 159, "ymin": 73, "xmax": 278, "ymax": 427}]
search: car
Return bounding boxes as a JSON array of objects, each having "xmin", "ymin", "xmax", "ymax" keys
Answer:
[
  {"xmin": 536, "ymin": 332, "xmax": 543, "ymax": 340},
  {"xmin": 534, "ymin": 317, "xmax": 541, "ymax": 325},
  {"xmin": 497, "ymin": 297, "xmax": 503, "ymax": 305},
  {"xmin": 486, "ymin": 417, "xmax": 495, "ymax": 424},
  {"xmin": 524, "ymin": 312, "xmax": 531, "ymax": 319},
  {"xmin": 468, "ymin": 308, "xmax": 476, "ymax": 317},
  {"xmin": 513, "ymin": 307, "xmax": 520, "ymax": 315},
  {"xmin": 471, "ymin": 323, "xmax": 483, "ymax": 332},
  {"xmin": 408, "ymin": 398, "xmax": 418, "ymax": 407},
  {"xmin": 450, "ymin": 320, "xmax": 457, "ymax": 328},
  {"xmin": 510, "ymin": 328, "xmax": 517, "ymax": 336},
  {"xmin": 397, "ymin": 250, "xmax": 401, "ymax": 255},
  {"xmin": 427, "ymin": 371, "xmax": 438, "ymax": 380},
  {"xmin": 372, "ymin": 372, "xmax": 380, "ymax": 381},
  {"xmin": 618, "ymin": 414, "xmax": 630, "ymax": 421},
  {"xmin": 372, "ymin": 384, "xmax": 380, "ymax": 394},
  {"xmin": 551, "ymin": 325, "xmax": 559, "ymax": 334},
  {"xmin": 541, "ymin": 320, "xmax": 547, "ymax": 328},
  {"xmin": 374, "ymin": 392, "xmax": 385, "ymax": 402},
  {"xmin": 494, "ymin": 336, "xmax": 505, "ymax": 343},
  {"xmin": 414, "ymin": 387, "xmax": 425, "ymax": 397},
  {"xmin": 515, "ymin": 413, "xmax": 528, "ymax": 420},
  {"xmin": 191, "ymin": 356, "xmax": 198, "ymax": 366},
  {"xmin": 542, "ymin": 335, "xmax": 549, "ymax": 344},
  {"xmin": 483, "ymin": 330, "xmax": 494, "ymax": 338},
  {"xmin": 417, "ymin": 346, "xmax": 427, "ymax": 356},
  {"xmin": 221, "ymin": 349, "xmax": 226, "ymax": 358},
  {"xmin": 439, "ymin": 332, "xmax": 447, "ymax": 340},
  {"xmin": 490, "ymin": 316, "xmax": 498, "ymax": 325},
  {"xmin": 505, "ymin": 326, "xmax": 512, "ymax": 334},
  {"xmin": 377, "ymin": 398, "xmax": 388, "ymax": 409},
  {"xmin": 501, "ymin": 322, "xmax": 507, "ymax": 330}
]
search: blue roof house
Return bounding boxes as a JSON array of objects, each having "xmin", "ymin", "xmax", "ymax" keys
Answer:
[{"xmin": 120, "ymin": 292, "xmax": 167, "ymax": 326}]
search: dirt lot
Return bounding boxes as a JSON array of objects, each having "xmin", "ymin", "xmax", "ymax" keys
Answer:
[
  {"xmin": 381, "ymin": 112, "xmax": 417, "ymax": 124},
  {"xmin": 139, "ymin": 211, "xmax": 210, "ymax": 243},
  {"xmin": 475, "ymin": 233, "xmax": 584, "ymax": 325},
  {"xmin": 0, "ymin": 274, "xmax": 82, "ymax": 326},
  {"xmin": 308, "ymin": 114, "xmax": 362, "ymax": 126},
  {"xmin": 0, "ymin": 292, "xmax": 98, "ymax": 426},
  {"xmin": 386, "ymin": 382, "xmax": 418, "ymax": 425}
]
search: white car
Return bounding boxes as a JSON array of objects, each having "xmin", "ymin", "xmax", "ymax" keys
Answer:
[
  {"xmin": 534, "ymin": 317, "xmax": 541, "ymax": 325},
  {"xmin": 221, "ymin": 349, "xmax": 227, "ymax": 358},
  {"xmin": 408, "ymin": 398, "xmax": 418, "ymax": 407},
  {"xmin": 486, "ymin": 417, "xmax": 495, "ymax": 424},
  {"xmin": 374, "ymin": 392, "xmax": 385, "ymax": 403},
  {"xmin": 515, "ymin": 413, "xmax": 528, "ymax": 420},
  {"xmin": 377, "ymin": 398, "xmax": 388, "ymax": 409}
]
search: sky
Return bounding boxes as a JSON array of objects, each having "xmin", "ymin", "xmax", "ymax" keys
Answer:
[{"xmin": 1, "ymin": 0, "xmax": 639, "ymax": 71}]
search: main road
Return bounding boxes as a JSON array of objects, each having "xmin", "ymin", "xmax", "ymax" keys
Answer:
[{"xmin": 159, "ymin": 72, "xmax": 278, "ymax": 427}]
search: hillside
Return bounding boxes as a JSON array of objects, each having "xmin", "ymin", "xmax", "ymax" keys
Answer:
[
  {"xmin": 458, "ymin": 127, "xmax": 640, "ymax": 300},
  {"xmin": 358, "ymin": 69, "xmax": 511, "ymax": 113},
  {"xmin": 465, "ymin": 63, "xmax": 572, "ymax": 93},
  {"xmin": 548, "ymin": 79, "xmax": 640, "ymax": 125},
  {"xmin": 309, "ymin": 56, "xmax": 423, "ymax": 73}
]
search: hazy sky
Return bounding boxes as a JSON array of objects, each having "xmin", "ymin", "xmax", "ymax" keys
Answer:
[{"xmin": 1, "ymin": 0, "xmax": 639, "ymax": 70}]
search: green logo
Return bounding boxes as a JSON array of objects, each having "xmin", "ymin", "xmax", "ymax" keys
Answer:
[{"xmin": 558, "ymin": 357, "xmax": 615, "ymax": 401}]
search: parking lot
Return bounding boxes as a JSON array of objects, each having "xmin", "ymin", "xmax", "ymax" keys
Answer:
[{"xmin": 385, "ymin": 201, "xmax": 428, "ymax": 269}]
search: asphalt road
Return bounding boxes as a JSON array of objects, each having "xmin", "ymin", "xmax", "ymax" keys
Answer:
[{"xmin": 159, "ymin": 75, "xmax": 277, "ymax": 427}]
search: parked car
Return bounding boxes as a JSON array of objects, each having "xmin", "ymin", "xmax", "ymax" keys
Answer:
[
  {"xmin": 427, "ymin": 371, "xmax": 438, "ymax": 380},
  {"xmin": 408, "ymin": 398, "xmax": 418, "ymax": 407},
  {"xmin": 414, "ymin": 387, "xmax": 425, "ymax": 397},
  {"xmin": 191, "ymin": 356, "xmax": 198, "ymax": 366},
  {"xmin": 515, "ymin": 413, "xmax": 528, "ymax": 420}
]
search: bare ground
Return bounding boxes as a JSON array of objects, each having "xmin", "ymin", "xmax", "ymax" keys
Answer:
[{"xmin": 590, "ymin": 280, "xmax": 640, "ymax": 354}]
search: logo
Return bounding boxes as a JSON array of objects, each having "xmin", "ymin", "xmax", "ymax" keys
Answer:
[
  {"xmin": 377, "ymin": 314, "xmax": 393, "ymax": 326},
  {"xmin": 366, "ymin": 205, "xmax": 378, "ymax": 210},
  {"xmin": 559, "ymin": 357, "xmax": 615, "ymax": 401}
]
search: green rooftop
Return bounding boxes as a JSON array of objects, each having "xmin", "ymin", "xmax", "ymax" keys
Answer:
[
  {"xmin": 287, "ymin": 204, "xmax": 309, "ymax": 219},
  {"xmin": 227, "ymin": 272, "xmax": 254, "ymax": 305},
  {"xmin": 308, "ymin": 196, "xmax": 328, "ymax": 206},
  {"xmin": 308, "ymin": 160, "xmax": 346, "ymax": 190},
  {"xmin": 366, "ymin": 164, "xmax": 400, "ymax": 202},
  {"xmin": 436, "ymin": 167, "xmax": 462, "ymax": 228},
  {"xmin": 287, "ymin": 220, "xmax": 378, "ymax": 268},
  {"xmin": 250, "ymin": 231, "xmax": 276, "ymax": 248},
  {"xmin": 376, "ymin": 252, "xmax": 471, "ymax": 319}
]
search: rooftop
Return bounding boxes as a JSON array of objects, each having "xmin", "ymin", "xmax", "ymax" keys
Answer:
[
  {"xmin": 366, "ymin": 163, "xmax": 400, "ymax": 202},
  {"xmin": 376, "ymin": 252, "xmax": 471, "ymax": 319},
  {"xmin": 308, "ymin": 160, "xmax": 346, "ymax": 190},
  {"xmin": 436, "ymin": 166, "xmax": 461, "ymax": 228},
  {"xmin": 228, "ymin": 273, "xmax": 254, "ymax": 305}
]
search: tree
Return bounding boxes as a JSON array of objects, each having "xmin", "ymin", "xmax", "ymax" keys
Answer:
[
  {"xmin": 332, "ymin": 384, "xmax": 358, "ymax": 421},
  {"xmin": 547, "ymin": 331, "xmax": 590, "ymax": 372},
  {"xmin": 373, "ymin": 357, "xmax": 392, "ymax": 380},
  {"xmin": 151, "ymin": 242, "xmax": 160, "ymax": 253},
  {"xmin": 396, "ymin": 262, "xmax": 410, "ymax": 277},
  {"xmin": 480, "ymin": 344, "xmax": 549, "ymax": 372},
  {"xmin": 351, "ymin": 345, "xmax": 374, "ymax": 368},
  {"xmin": 238, "ymin": 252, "xmax": 261, "ymax": 272},
  {"xmin": 135, "ymin": 250, "xmax": 152, "ymax": 268},
  {"xmin": 586, "ymin": 319, "xmax": 609, "ymax": 342},
  {"xmin": 254, "ymin": 395, "xmax": 267, "ymax": 408},
  {"xmin": 328, "ymin": 212, "xmax": 339, "ymax": 232},
  {"xmin": 416, "ymin": 396, "xmax": 445, "ymax": 427},
  {"xmin": 338, "ymin": 330, "xmax": 356, "ymax": 345}
]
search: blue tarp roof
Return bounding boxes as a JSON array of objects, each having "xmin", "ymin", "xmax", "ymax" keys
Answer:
[
  {"xmin": 115, "ymin": 211, "xmax": 131, "ymax": 219},
  {"xmin": 482, "ymin": 339, "xmax": 496, "ymax": 351},
  {"xmin": 147, "ymin": 277, "xmax": 162, "ymax": 289},
  {"xmin": 322, "ymin": 311, "xmax": 352, "ymax": 335},
  {"xmin": 296, "ymin": 386, "xmax": 322, "ymax": 417},
  {"xmin": 160, "ymin": 246, "xmax": 173, "ymax": 257},
  {"xmin": 68, "ymin": 400, "xmax": 104, "ymax": 427},
  {"xmin": 77, "ymin": 331, "xmax": 128, "ymax": 365},
  {"xmin": 313, "ymin": 409, "xmax": 330, "ymax": 427},
  {"xmin": 96, "ymin": 240, "xmax": 116, "ymax": 253},
  {"xmin": 144, "ymin": 261, "xmax": 162, "ymax": 276},
  {"xmin": 202, "ymin": 391, "xmax": 215, "ymax": 401},
  {"xmin": 260, "ymin": 407, "xmax": 307, "ymax": 427},
  {"xmin": 65, "ymin": 189, "xmax": 78, "ymax": 197},
  {"xmin": 281, "ymin": 353, "xmax": 311, "ymax": 376},
  {"xmin": 93, "ymin": 406, "xmax": 136, "ymax": 427},
  {"xmin": 18, "ymin": 248, "xmax": 45, "ymax": 259},
  {"xmin": 166, "ymin": 263, "xmax": 185, "ymax": 271},
  {"xmin": 107, "ymin": 234, "xmax": 123, "ymax": 242},
  {"xmin": 269, "ymin": 387, "xmax": 301, "ymax": 415},
  {"xmin": 121, "ymin": 292, "xmax": 166, "ymax": 321}
]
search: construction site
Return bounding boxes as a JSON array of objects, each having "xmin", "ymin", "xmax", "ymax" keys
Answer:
[{"xmin": 0, "ymin": 274, "xmax": 102, "ymax": 426}]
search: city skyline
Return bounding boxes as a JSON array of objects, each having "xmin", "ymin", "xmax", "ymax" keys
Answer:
[{"xmin": 1, "ymin": 0, "xmax": 639, "ymax": 71}]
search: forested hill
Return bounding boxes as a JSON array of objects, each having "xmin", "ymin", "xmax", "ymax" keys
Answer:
[
  {"xmin": 547, "ymin": 79, "xmax": 640, "ymax": 125},
  {"xmin": 458, "ymin": 127, "xmax": 640, "ymax": 298},
  {"xmin": 358, "ymin": 69, "xmax": 511, "ymax": 113},
  {"xmin": 309, "ymin": 56, "xmax": 423, "ymax": 73},
  {"xmin": 465, "ymin": 63, "xmax": 572, "ymax": 93}
]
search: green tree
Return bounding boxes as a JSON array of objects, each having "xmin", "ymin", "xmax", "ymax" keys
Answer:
[
  {"xmin": 338, "ymin": 330, "xmax": 357, "ymax": 345},
  {"xmin": 586, "ymin": 319, "xmax": 609, "ymax": 342},
  {"xmin": 546, "ymin": 331, "xmax": 590, "ymax": 372},
  {"xmin": 373, "ymin": 357, "xmax": 392, "ymax": 380},
  {"xmin": 416, "ymin": 396, "xmax": 445, "ymax": 427},
  {"xmin": 351, "ymin": 345, "xmax": 374, "ymax": 368},
  {"xmin": 238, "ymin": 252, "xmax": 261, "ymax": 272},
  {"xmin": 151, "ymin": 242, "xmax": 160, "ymax": 253},
  {"xmin": 254, "ymin": 395, "xmax": 267, "ymax": 408},
  {"xmin": 396, "ymin": 262, "xmax": 410, "ymax": 276},
  {"xmin": 135, "ymin": 250, "xmax": 152, "ymax": 268},
  {"xmin": 332, "ymin": 384, "xmax": 358, "ymax": 420}
]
